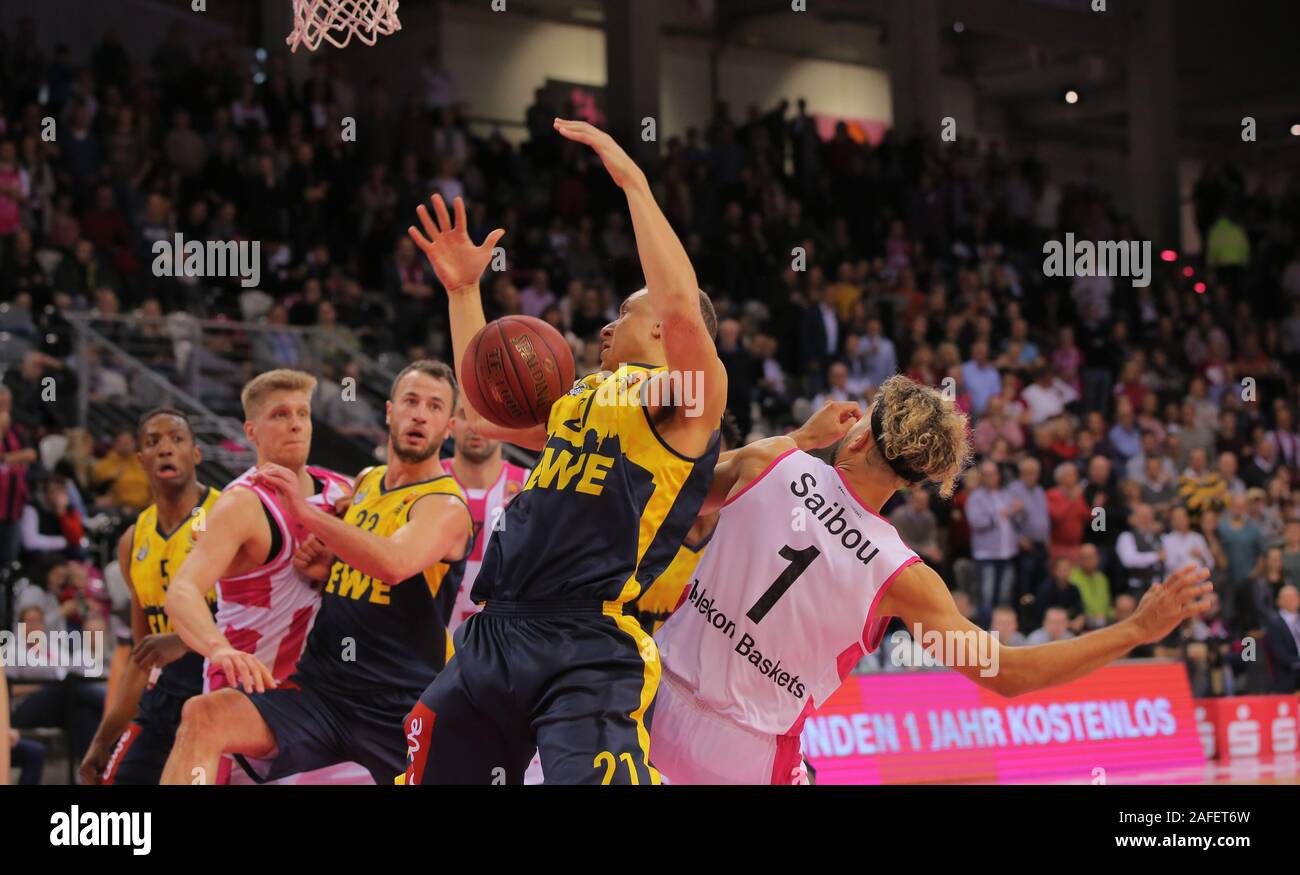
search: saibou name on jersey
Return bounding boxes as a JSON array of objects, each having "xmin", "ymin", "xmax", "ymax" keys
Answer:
[
  {"xmin": 790, "ymin": 473, "xmax": 882, "ymax": 567},
  {"xmin": 684, "ymin": 578, "xmax": 806, "ymax": 700},
  {"xmin": 324, "ymin": 563, "xmax": 392, "ymax": 604}
]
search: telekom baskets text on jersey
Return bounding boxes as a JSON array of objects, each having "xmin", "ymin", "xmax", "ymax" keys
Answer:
[
  {"xmin": 655, "ymin": 448, "xmax": 920, "ymax": 737},
  {"xmin": 205, "ymin": 465, "xmax": 353, "ymax": 692}
]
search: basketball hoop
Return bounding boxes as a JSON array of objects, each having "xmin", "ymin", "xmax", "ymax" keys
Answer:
[{"xmin": 286, "ymin": 0, "xmax": 401, "ymax": 52}]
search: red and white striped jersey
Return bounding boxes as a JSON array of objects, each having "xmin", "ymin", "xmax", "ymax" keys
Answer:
[
  {"xmin": 442, "ymin": 459, "xmax": 530, "ymax": 631},
  {"xmin": 655, "ymin": 448, "xmax": 920, "ymax": 737},
  {"xmin": 204, "ymin": 465, "xmax": 353, "ymax": 692}
]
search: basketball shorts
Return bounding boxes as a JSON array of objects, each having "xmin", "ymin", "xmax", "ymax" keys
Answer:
[
  {"xmin": 102, "ymin": 687, "xmax": 189, "ymax": 785},
  {"xmin": 234, "ymin": 677, "xmax": 416, "ymax": 785},
  {"xmin": 405, "ymin": 601, "xmax": 660, "ymax": 785},
  {"xmin": 648, "ymin": 669, "xmax": 807, "ymax": 785}
]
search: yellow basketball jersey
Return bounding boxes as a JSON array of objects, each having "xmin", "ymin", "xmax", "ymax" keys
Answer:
[
  {"xmin": 629, "ymin": 535, "xmax": 712, "ymax": 635},
  {"xmin": 130, "ymin": 485, "xmax": 220, "ymax": 636},
  {"xmin": 306, "ymin": 466, "xmax": 471, "ymax": 691},
  {"xmin": 474, "ymin": 364, "xmax": 721, "ymax": 606}
]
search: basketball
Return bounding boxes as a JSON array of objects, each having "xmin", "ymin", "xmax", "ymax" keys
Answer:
[{"xmin": 461, "ymin": 316, "xmax": 577, "ymax": 431}]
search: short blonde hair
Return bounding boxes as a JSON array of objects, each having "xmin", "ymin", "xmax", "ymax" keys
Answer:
[
  {"xmin": 241, "ymin": 369, "xmax": 317, "ymax": 420},
  {"xmin": 871, "ymin": 375, "xmax": 972, "ymax": 499}
]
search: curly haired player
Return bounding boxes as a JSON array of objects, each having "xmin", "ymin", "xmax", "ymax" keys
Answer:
[{"xmin": 650, "ymin": 375, "xmax": 1215, "ymax": 784}]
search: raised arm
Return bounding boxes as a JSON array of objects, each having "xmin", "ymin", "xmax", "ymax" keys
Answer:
[
  {"xmin": 879, "ymin": 562, "xmax": 1212, "ymax": 697},
  {"xmin": 704, "ymin": 401, "xmax": 861, "ymax": 516},
  {"xmin": 164, "ymin": 489, "xmax": 276, "ymax": 694},
  {"xmin": 255, "ymin": 464, "xmax": 472, "ymax": 584},
  {"xmin": 408, "ymin": 194, "xmax": 547, "ymax": 452},
  {"xmin": 554, "ymin": 119, "xmax": 727, "ymax": 431}
]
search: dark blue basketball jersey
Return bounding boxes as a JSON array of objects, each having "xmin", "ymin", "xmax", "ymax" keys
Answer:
[
  {"xmin": 472, "ymin": 364, "xmax": 720, "ymax": 606},
  {"xmin": 295, "ymin": 467, "xmax": 471, "ymax": 696}
]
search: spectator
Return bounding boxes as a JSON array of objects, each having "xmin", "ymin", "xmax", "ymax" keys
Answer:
[
  {"xmin": 1020, "ymin": 366, "xmax": 1078, "ymax": 425},
  {"xmin": 1027, "ymin": 605, "xmax": 1076, "ymax": 645},
  {"xmin": 1264, "ymin": 585, "xmax": 1300, "ymax": 693},
  {"xmin": 90, "ymin": 429, "xmax": 151, "ymax": 513},
  {"xmin": 1253, "ymin": 546, "xmax": 1291, "ymax": 630},
  {"xmin": 888, "ymin": 487, "xmax": 943, "ymax": 570},
  {"xmin": 973, "ymin": 394, "xmax": 1025, "ymax": 457},
  {"xmin": 1282, "ymin": 519, "xmax": 1300, "ymax": 586},
  {"xmin": 1006, "ymin": 455, "xmax": 1050, "ymax": 615},
  {"xmin": 960, "ymin": 340, "xmax": 1001, "ymax": 417},
  {"xmin": 1116, "ymin": 503, "xmax": 1164, "ymax": 594},
  {"xmin": 1046, "ymin": 462, "xmax": 1089, "ymax": 562},
  {"xmin": 7, "ymin": 605, "xmax": 108, "ymax": 771},
  {"xmin": 1070, "ymin": 544, "xmax": 1113, "ymax": 629},
  {"xmin": 990, "ymin": 604, "xmax": 1025, "ymax": 646},
  {"xmin": 1217, "ymin": 493, "xmax": 1264, "ymax": 583},
  {"xmin": 0, "ymin": 385, "xmax": 36, "ymax": 566},
  {"xmin": 1178, "ymin": 447, "xmax": 1227, "ymax": 522},
  {"xmin": 1136, "ymin": 452, "xmax": 1179, "ymax": 513},
  {"xmin": 20, "ymin": 476, "xmax": 86, "ymax": 563},
  {"xmin": 253, "ymin": 304, "xmax": 309, "ymax": 370},
  {"xmin": 1162, "ymin": 506, "xmax": 1215, "ymax": 575},
  {"xmin": 965, "ymin": 461, "xmax": 1018, "ymax": 626}
]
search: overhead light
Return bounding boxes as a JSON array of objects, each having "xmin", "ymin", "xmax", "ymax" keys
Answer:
[
  {"xmin": 1160, "ymin": 249, "xmax": 1177, "ymax": 262},
  {"xmin": 953, "ymin": 21, "xmax": 965, "ymax": 33},
  {"xmin": 1183, "ymin": 266, "xmax": 1194, "ymax": 278},
  {"xmin": 1064, "ymin": 89, "xmax": 1080, "ymax": 105},
  {"xmin": 1291, "ymin": 124, "xmax": 1300, "ymax": 136},
  {"xmin": 1194, "ymin": 282, "xmax": 1207, "ymax": 294}
]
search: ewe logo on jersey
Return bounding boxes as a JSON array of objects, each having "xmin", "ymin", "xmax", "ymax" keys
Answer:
[
  {"xmin": 324, "ymin": 562, "xmax": 392, "ymax": 605},
  {"xmin": 527, "ymin": 435, "xmax": 617, "ymax": 497},
  {"xmin": 683, "ymin": 578, "xmax": 807, "ymax": 700},
  {"xmin": 790, "ymin": 473, "xmax": 882, "ymax": 567}
]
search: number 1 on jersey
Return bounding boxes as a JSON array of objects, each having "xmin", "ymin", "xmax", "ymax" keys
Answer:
[{"xmin": 746, "ymin": 544, "xmax": 820, "ymax": 624}]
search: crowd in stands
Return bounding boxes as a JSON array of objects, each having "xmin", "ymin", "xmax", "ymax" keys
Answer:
[{"xmin": 2, "ymin": 17, "xmax": 1300, "ymax": 780}]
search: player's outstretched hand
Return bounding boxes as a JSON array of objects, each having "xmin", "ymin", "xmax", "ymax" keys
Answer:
[
  {"xmin": 211, "ymin": 646, "xmax": 277, "ymax": 695},
  {"xmin": 293, "ymin": 534, "xmax": 335, "ymax": 585},
  {"xmin": 1128, "ymin": 564, "xmax": 1214, "ymax": 644},
  {"xmin": 791, "ymin": 400, "xmax": 862, "ymax": 450},
  {"xmin": 553, "ymin": 119, "xmax": 647, "ymax": 190},
  {"xmin": 408, "ymin": 194, "xmax": 506, "ymax": 294}
]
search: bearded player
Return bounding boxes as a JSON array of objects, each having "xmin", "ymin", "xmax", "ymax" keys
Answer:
[
  {"xmin": 163, "ymin": 361, "xmax": 472, "ymax": 786},
  {"xmin": 649, "ymin": 375, "xmax": 1215, "ymax": 783},
  {"xmin": 161, "ymin": 369, "xmax": 352, "ymax": 784},
  {"xmin": 403, "ymin": 120, "xmax": 725, "ymax": 785},
  {"xmin": 79, "ymin": 408, "xmax": 220, "ymax": 784}
]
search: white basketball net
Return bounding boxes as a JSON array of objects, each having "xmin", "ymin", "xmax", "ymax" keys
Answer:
[{"xmin": 286, "ymin": 0, "xmax": 402, "ymax": 52}]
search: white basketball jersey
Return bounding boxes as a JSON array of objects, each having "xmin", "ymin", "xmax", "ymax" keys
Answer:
[
  {"xmin": 205, "ymin": 465, "xmax": 353, "ymax": 693},
  {"xmin": 655, "ymin": 449, "xmax": 919, "ymax": 737}
]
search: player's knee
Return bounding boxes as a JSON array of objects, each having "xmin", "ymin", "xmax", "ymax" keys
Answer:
[{"xmin": 179, "ymin": 691, "xmax": 236, "ymax": 742}]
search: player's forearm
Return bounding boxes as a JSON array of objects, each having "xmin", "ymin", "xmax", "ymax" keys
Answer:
[
  {"xmin": 998, "ymin": 620, "xmax": 1144, "ymax": 697},
  {"xmin": 298, "ymin": 504, "xmax": 406, "ymax": 583},
  {"xmin": 165, "ymin": 583, "xmax": 230, "ymax": 658},
  {"xmin": 623, "ymin": 180, "xmax": 699, "ymax": 318},
  {"xmin": 92, "ymin": 658, "xmax": 149, "ymax": 748}
]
